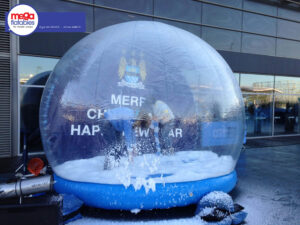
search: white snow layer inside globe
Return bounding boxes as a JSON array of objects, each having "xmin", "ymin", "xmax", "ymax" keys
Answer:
[{"xmin": 40, "ymin": 21, "xmax": 245, "ymax": 190}]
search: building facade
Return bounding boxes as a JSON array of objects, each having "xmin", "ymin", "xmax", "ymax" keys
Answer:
[{"xmin": 1, "ymin": 0, "xmax": 300, "ymax": 157}]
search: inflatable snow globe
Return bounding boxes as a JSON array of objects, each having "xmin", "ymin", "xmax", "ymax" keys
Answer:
[{"xmin": 40, "ymin": 21, "xmax": 245, "ymax": 210}]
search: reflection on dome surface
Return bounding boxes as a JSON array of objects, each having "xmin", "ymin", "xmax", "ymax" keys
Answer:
[{"xmin": 40, "ymin": 21, "xmax": 245, "ymax": 192}]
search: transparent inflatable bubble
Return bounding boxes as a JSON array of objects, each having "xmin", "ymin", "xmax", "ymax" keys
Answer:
[{"xmin": 40, "ymin": 21, "xmax": 245, "ymax": 188}]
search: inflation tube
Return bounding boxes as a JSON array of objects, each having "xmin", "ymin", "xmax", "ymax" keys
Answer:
[{"xmin": 0, "ymin": 175, "xmax": 53, "ymax": 199}]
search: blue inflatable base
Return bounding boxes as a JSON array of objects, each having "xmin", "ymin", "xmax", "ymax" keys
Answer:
[{"xmin": 54, "ymin": 170, "xmax": 237, "ymax": 210}]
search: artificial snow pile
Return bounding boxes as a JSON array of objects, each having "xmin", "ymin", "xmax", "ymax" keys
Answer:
[
  {"xmin": 69, "ymin": 217, "xmax": 208, "ymax": 225},
  {"xmin": 68, "ymin": 191, "xmax": 247, "ymax": 225},
  {"xmin": 55, "ymin": 150, "xmax": 234, "ymax": 192},
  {"xmin": 196, "ymin": 191, "xmax": 234, "ymax": 213}
]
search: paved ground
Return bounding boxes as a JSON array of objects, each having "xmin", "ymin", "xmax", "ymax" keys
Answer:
[
  {"xmin": 245, "ymin": 136, "xmax": 300, "ymax": 148},
  {"xmin": 232, "ymin": 144, "xmax": 300, "ymax": 225}
]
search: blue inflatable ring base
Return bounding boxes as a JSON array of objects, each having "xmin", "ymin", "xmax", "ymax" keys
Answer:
[{"xmin": 54, "ymin": 170, "xmax": 237, "ymax": 210}]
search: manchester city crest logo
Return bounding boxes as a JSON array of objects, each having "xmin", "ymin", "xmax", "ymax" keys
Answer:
[{"xmin": 118, "ymin": 51, "xmax": 146, "ymax": 89}]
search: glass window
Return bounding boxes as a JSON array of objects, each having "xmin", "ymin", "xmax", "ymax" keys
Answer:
[
  {"xmin": 94, "ymin": 8, "xmax": 152, "ymax": 30},
  {"xmin": 274, "ymin": 95, "xmax": 300, "ymax": 135},
  {"xmin": 243, "ymin": 93, "xmax": 273, "ymax": 137},
  {"xmin": 202, "ymin": 4, "xmax": 242, "ymax": 30},
  {"xmin": 20, "ymin": 33, "xmax": 88, "ymax": 57},
  {"xmin": 204, "ymin": 0, "xmax": 242, "ymax": 8},
  {"xmin": 241, "ymin": 74, "xmax": 274, "ymax": 137},
  {"xmin": 202, "ymin": 27, "xmax": 241, "ymax": 52},
  {"xmin": 19, "ymin": 55, "xmax": 58, "ymax": 85},
  {"xmin": 242, "ymin": 33, "xmax": 275, "ymax": 56},
  {"xmin": 277, "ymin": 19, "xmax": 300, "ymax": 41},
  {"xmin": 19, "ymin": 55, "xmax": 59, "ymax": 153},
  {"xmin": 154, "ymin": 0, "xmax": 202, "ymax": 23},
  {"xmin": 276, "ymin": 39, "xmax": 300, "ymax": 60},
  {"xmin": 243, "ymin": 12, "xmax": 276, "ymax": 36},
  {"xmin": 240, "ymin": 73, "xmax": 274, "ymax": 93},
  {"xmin": 95, "ymin": 0, "xmax": 153, "ymax": 14},
  {"xmin": 154, "ymin": 19, "xmax": 201, "ymax": 37},
  {"xmin": 20, "ymin": 86, "xmax": 45, "ymax": 153},
  {"xmin": 275, "ymin": 76, "xmax": 300, "ymax": 95},
  {"xmin": 278, "ymin": 8, "xmax": 300, "ymax": 22},
  {"xmin": 243, "ymin": 0, "xmax": 277, "ymax": 16},
  {"xmin": 240, "ymin": 74, "xmax": 300, "ymax": 137}
]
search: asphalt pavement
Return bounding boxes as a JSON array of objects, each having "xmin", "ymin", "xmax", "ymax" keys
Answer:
[{"xmin": 232, "ymin": 143, "xmax": 300, "ymax": 224}]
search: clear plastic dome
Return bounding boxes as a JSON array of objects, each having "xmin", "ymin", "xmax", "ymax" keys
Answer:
[{"xmin": 40, "ymin": 21, "xmax": 245, "ymax": 189}]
